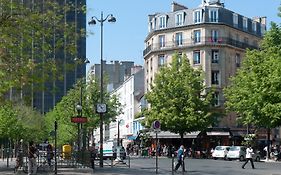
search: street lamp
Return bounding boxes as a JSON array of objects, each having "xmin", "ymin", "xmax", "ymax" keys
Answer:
[
  {"xmin": 88, "ymin": 12, "xmax": 116, "ymax": 168},
  {"xmin": 116, "ymin": 119, "xmax": 124, "ymax": 162},
  {"xmin": 74, "ymin": 58, "xmax": 90, "ymax": 151}
]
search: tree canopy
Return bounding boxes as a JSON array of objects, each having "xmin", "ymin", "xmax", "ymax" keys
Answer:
[
  {"xmin": 144, "ymin": 53, "xmax": 217, "ymax": 139},
  {"xmin": 44, "ymin": 76, "xmax": 122, "ymax": 146},
  {"xmin": 224, "ymin": 22, "xmax": 281, "ymax": 129},
  {"xmin": 0, "ymin": 0, "xmax": 84, "ymax": 103}
]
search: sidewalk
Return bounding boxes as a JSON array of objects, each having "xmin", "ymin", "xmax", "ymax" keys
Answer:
[
  {"xmin": 0, "ymin": 166, "xmax": 165, "ymax": 175},
  {"xmin": 0, "ymin": 158, "xmax": 164, "ymax": 175}
]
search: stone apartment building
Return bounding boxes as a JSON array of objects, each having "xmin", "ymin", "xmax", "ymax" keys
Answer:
[{"xmin": 143, "ymin": 0, "xmax": 269, "ymax": 145}]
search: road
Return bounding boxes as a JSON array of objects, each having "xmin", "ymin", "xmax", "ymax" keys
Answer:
[{"xmin": 0, "ymin": 157, "xmax": 280, "ymax": 174}]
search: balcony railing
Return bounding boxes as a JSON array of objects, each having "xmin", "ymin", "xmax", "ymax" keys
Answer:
[{"xmin": 143, "ymin": 37, "xmax": 258, "ymax": 56}]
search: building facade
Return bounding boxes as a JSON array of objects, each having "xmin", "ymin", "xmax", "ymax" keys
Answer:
[
  {"xmin": 143, "ymin": 1, "xmax": 266, "ymax": 129},
  {"xmin": 93, "ymin": 66, "xmax": 145, "ymax": 147},
  {"xmin": 89, "ymin": 61, "xmax": 135, "ymax": 92},
  {"xmin": 18, "ymin": 0, "xmax": 87, "ymax": 113}
]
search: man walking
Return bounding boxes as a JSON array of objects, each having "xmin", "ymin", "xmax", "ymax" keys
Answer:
[
  {"xmin": 28, "ymin": 141, "xmax": 37, "ymax": 175},
  {"xmin": 174, "ymin": 145, "xmax": 185, "ymax": 172},
  {"xmin": 242, "ymin": 145, "xmax": 255, "ymax": 169}
]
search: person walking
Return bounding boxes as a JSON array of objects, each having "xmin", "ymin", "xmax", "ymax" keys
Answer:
[
  {"xmin": 174, "ymin": 145, "xmax": 185, "ymax": 172},
  {"xmin": 28, "ymin": 141, "xmax": 37, "ymax": 175},
  {"xmin": 242, "ymin": 145, "xmax": 255, "ymax": 169},
  {"xmin": 46, "ymin": 143, "xmax": 54, "ymax": 166}
]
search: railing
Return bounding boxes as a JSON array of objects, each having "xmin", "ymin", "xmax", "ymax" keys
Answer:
[{"xmin": 143, "ymin": 37, "xmax": 258, "ymax": 56}]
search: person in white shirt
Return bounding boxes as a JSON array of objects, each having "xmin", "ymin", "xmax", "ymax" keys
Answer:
[{"xmin": 242, "ymin": 145, "xmax": 255, "ymax": 169}]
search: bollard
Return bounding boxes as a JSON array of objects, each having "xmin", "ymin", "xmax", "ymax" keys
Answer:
[
  {"xmin": 111, "ymin": 157, "xmax": 113, "ymax": 167},
  {"xmin": 171, "ymin": 154, "xmax": 174, "ymax": 175},
  {"xmin": 181, "ymin": 155, "xmax": 185, "ymax": 175},
  {"xmin": 128, "ymin": 156, "xmax": 130, "ymax": 168}
]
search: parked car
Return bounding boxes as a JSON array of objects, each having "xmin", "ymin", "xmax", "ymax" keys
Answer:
[
  {"xmin": 252, "ymin": 151, "xmax": 261, "ymax": 162},
  {"xmin": 227, "ymin": 146, "xmax": 246, "ymax": 161},
  {"xmin": 212, "ymin": 146, "xmax": 230, "ymax": 160}
]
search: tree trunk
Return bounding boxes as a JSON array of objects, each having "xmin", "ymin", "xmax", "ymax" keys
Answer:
[
  {"xmin": 267, "ymin": 128, "xmax": 271, "ymax": 160},
  {"xmin": 180, "ymin": 133, "xmax": 184, "ymax": 145}
]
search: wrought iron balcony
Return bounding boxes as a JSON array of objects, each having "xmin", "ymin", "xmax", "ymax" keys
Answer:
[{"xmin": 143, "ymin": 37, "xmax": 259, "ymax": 57}]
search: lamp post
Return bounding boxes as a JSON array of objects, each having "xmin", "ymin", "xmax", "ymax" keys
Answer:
[
  {"xmin": 88, "ymin": 12, "xmax": 116, "ymax": 168},
  {"xmin": 74, "ymin": 58, "xmax": 90, "ymax": 151},
  {"xmin": 116, "ymin": 119, "xmax": 124, "ymax": 162}
]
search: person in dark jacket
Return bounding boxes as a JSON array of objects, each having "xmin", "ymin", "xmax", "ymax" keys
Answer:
[{"xmin": 28, "ymin": 141, "xmax": 37, "ymax": 175}]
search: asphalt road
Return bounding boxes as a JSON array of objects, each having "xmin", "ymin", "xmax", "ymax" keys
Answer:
[
  {"xmin": 0, "ymin": 157, "xmax": 280, "ymax": 175},
  {"xmin": 128, "ymin": 157, "xmax": 281, "ymax": 175}
]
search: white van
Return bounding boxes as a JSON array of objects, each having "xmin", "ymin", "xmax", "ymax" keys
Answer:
[
  {"xmin": 97, "ymin": 141, "xmax": 126, "ymax": 159},
  {"xmin": 212, "ymin": 146, "xmax": 230, "ymax": 160}
]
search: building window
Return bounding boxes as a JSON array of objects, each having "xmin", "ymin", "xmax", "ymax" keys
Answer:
[
  {"xmin": 209, "ymin": 8, "xmax": 218, "ymax": 22},
  {"xmin": 252, "ymin": 21, "xmax": 257, "ymax": 33},
  {"xmin": 194, "ymin": 30, "xmax": 201, "ymax": 43},
  {"xmin": 193, "ymin": 50, "xmax": 201, "ymax": 64},
  {"xmin": 193, "ymin": 10, "xmax": 202, "ymax": 24},
  {"xmin": 233, "ymin": 13, "xmax": 238, "ymax": 27},
  {"xmin": 158, "ymin": 54, "xmax": 165, "ymax": 67},
  {"xmin": 211, "ymin": 30, "xmax": 219, "ymax": 42},
  {"xmin": 211, "ymin": 50, "xmax": 219, "ymax": 63},
  {"xmin": 159, "ymin": 15, "xmax": 167, "ymax": 29},
  {"xmin": 175, "ymin": 32, "xmax": 183, "ymax": 46},
  {"xmin": 244, "ymin": 37, "xmax": 249, "ymax": 44},
  {"xmin": 178, "ymin": 52, "xmax": 182, "ymax": 63},
  {"xmin": 235, "ymin": 53, "xmax": 241, "ymax": 67},
  {"xmin": 159, "ymin": 35, "xmax": 165, "ymax": 48},
  {"xmin": 243, "ymin": 17, "xmax": 248, "ymax": 30},
  {"xmin": 211, "ymin": 71, "xmax": 219, "ymax": 85},
  {"xmin": 261, "ymin": 24, "xmax": 266, "ymax": 35},
  {"xmin": 175, "ymin": 12, "xmax": 184, "ymax": 26},
  {"xmin": 212, "ymin": 92, "xmax": 220, "ymax": 106}
]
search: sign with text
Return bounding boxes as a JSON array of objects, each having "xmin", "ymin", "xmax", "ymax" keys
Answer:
[{"xmin": 71, "ymin": 117, "xmax": 88, "ymax": 123}]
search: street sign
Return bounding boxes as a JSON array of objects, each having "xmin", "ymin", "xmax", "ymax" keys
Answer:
[
  {"xmin": 152, "ymin": 120, "xmax": 161, "ymax": 130},
  {"xmin": 71, "ymin": 117, "xmax": 88, "ymax": 123}
]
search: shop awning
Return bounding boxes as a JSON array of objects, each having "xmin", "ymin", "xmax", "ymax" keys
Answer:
[
  {"xmin": 127, "ymin": 135, "xmax": 137, "ymax": 140},
  {"xmin": 149, "ymin": 131, "xmax": 200, "ymax": 139},
  {"xmin": 206, "ymin": 131, "xmax": 230, "ymax": 136}
]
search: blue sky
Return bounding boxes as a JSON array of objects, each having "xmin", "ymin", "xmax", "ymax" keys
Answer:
[{"xmin": 86, "ymin": 0, "xmax": 281, "ymax": 68}]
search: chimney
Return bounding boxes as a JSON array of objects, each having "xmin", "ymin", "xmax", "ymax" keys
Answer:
[{"xmin": 171, "ymin": 1, "xmax": 188, "ymax": 12}]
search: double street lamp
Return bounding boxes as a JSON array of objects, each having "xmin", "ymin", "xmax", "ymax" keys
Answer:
[{"xmin": 88, "ymin": 12, "xmax": 116, "ymax": 168}]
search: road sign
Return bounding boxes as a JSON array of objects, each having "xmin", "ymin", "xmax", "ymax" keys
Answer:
[
  {"xmin": 71, "ymin": 117, "xmax": 88, "ymax": 123},
  {"xmin": 153, "ymin": 120, "xmax": 161, "ymax": 130}
]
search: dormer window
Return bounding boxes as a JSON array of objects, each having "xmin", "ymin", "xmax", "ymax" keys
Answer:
[
  {"xmin": 149, "ymin": 18, "xmax": 156, "ymax": 32},
  {"xmin": 159, "ymin": 15, "xmax": 167, "ymax": 29},
  {"xmin": 233, "ymin": 13, "xmax": 238, "ymax": 27},
  {"xmin": 209, "ymin": 8, "xmax": 218, "ymax": 22},
  {"xmin": 243, "ymin": 17, "xmax": 248, "ymax": 30},
  {"xmin": 193, "ymin": 10, "xmax": 202, "ymax": 24},
  {"xmin": 175, "ymin": 12, "xmax": 184, "ymax": 26},
  {"xmin": 252, "ymin": 21, "xmax": 257, "ymax": 33}
]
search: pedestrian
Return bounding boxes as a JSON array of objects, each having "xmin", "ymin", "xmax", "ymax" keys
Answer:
[
  {"xmin": 174, "ymin": 145, "xmax": 185, "ymax": 172},
  {"xmin": 242, "ymin": 145, "xmax": 255, "ymax": 169},
  {"xmin": 89, "ymin": 145, "xmax": 96, "ymax": 170},
  {"xmin": 14, "ymin": 139, "xmax": 24, "ymax": 173},
  {"xmin": 28, "ymin": 141, "xmax": 37, "ymax": 175},
  {"xmin": 46, "ymin": 143, "xmax": 54, "ymax": 166}
]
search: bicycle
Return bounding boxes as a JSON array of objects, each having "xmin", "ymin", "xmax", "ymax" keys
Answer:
[{"xmin": 14, "ymin": 154, "xmax": 28, "ymax": 174}]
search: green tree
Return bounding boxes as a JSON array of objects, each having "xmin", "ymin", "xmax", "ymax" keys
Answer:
[
  {"xmin": 0, "ymin": 0, "xmax": 85, "ymax": 104},
  {"xmin": 44, "ymin": 76, "xmax": 122, "ymax": 146},
  {"xmin": 224, "ymin": 22, "xmax": 281, "ymax": 158},
  {"xmin": 144, "ymin": 53, "xmax": 217, "ymax": 143},
  {"xmin": 0, "ymin": 103, "xmax": 46, "ymax": 143}
]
